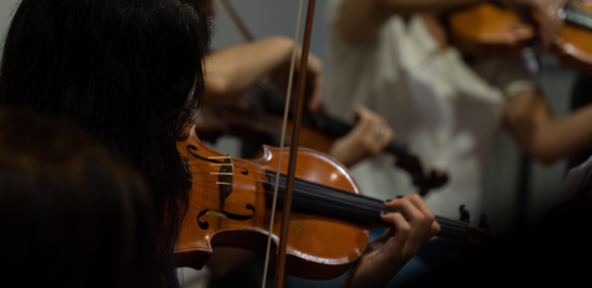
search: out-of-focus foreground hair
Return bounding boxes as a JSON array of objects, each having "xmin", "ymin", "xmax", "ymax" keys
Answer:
[
  {"xmin": 0, "ymin": 108, "xmax": 156, "ymax": 288},
  {"xmin": 0, "ymin": 1, "xmax": 212, "ymax": 286}
]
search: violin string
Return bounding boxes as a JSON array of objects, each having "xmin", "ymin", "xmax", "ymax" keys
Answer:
[
  {"xmin": 261, "ymin": 1, "xmax": 304, "ymax": 287},
  {"xmin": 191, "ymin": 180, "xmax": 233, "ymax": 186},
  {"xmin": 186, "ymin": 159, "xmax": 281, "ymax": 187},
  {"xmin": 188, "ymin": 152, "xmax": 379, "ymax": 192},
  {"xmin": 187, "ymin": 163, "xmax": 276, "ymax": 186},
  {"xmin": 192, "ymin": 174, "xmax": 271, "ymax": 187},
  {"xmin": 188, "ymin": 165, "xmax": 471, "ymax": 232},
  {"xmin": 187, "ymin": 163, "xmax": 234, "ymax": 167},
  {"xmin": 189, "ymin": 182, "xmax": 469, "ymax": 237},
  {"xmin": 190, "ymin": 172, "xmax": 470, "ymax": 232},
  {"xmin": 186, "ymin": 155, "xmax": 273, "ymax": 170},
  {"xmin": 184, "ymin": 154, "xmax": 260, "ymax": 166},
  {"xmin": 207, "ymin": 156, "xmax": 232, "ymax": 159},
  {"xmin": 186, "ymin": 157, "xmax": 275, "ymax": 175},
  {"xmin": 192, "ymin": 164, "xmax": 271, "ymax": 178},
  {"xmin": 185, "ymin": 157, "xmax": 471, "ymax": 231},
  {"xmin": 187, "ymin": 157, "xmax": 364, "ymax": 208},
  {"xmin": 192, "ymin": 172, "xmax": 235, "ymax": 176},
  {"xmin": 186, "ymin": 154, "xmax": 469, "ymax": 232}
]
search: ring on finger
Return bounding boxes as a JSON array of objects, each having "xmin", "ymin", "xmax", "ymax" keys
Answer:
[
  {"xmin": 375, "ymin": 126, "xmax": 386, "ymax": 139},
  {"xmin": 547, "ymin": 5, "xmax": 557, "ymax": 18}
]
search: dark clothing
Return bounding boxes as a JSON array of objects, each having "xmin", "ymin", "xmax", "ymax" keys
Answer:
[
  {"xmin": 407, "ymin": 156, "xmax": 592, "ymax": 287},
  {"xmin": 569, "ymin": 74, "xmax": 592, "ymax": 169}
]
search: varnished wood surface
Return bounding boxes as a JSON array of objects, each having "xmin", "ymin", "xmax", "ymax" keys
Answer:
[
  {"xmin": 175, "ymin": 127, "xmax": 369, "ymax": 280},
  {"xmin": 554, "ymin": 2, "xmax": 592, "ymax": 75},
  {"xmin": 449, "ymin": 2, "xmax": 592, "ymax": 75},
  {"xmin": 448, "ymin": 3, "xmax": 534, "ymax": 56}
]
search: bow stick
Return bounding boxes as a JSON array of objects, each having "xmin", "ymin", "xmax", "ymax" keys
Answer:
[
  {"xmin": 272, "ymin": 1, "xmax": 317, "ymax": 287},
  {"xmin": 216, "ymin": 1, "xmax": 317, "ymax": 286},
  {"xmin": 259, "ymin": 1, "xmax": 304, "ymax": 287}
]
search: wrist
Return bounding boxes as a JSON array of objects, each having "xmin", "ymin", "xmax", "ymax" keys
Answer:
[{"xmin": 329, "ymin": 135, "xmax": 366, "ymax": 168}]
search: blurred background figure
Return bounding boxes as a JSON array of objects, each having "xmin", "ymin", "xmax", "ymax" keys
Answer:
[{"xmin": 325, "ymin": 0, "xmax": 592, "ymax": 225}]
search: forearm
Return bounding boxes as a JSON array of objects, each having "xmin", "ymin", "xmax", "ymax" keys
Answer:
[
  {"xmin": 532, "ymin": 105, "xmax": 592, "ymax": 164},
  {"xmin": 204, "ymin": 36, "xmax": 294, "ymax": 101},
  {"xmin": 506, "ymin": 91, "xmax": 592, "ymax": 165}
]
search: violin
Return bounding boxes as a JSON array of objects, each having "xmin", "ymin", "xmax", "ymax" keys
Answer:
[
  {"xmin": 198, "ymin": 0, "xmax": 448, "ymax": 198},
  {"xmin": 195, "ymin": 85, "xmax": 448, "ymax": 197},
  {"xmin": 447, "ymin": 0, "xmax": 592, "ymax": 74},
  {"xmin": 174, "ymin": 127, "xmax": 492, "ymax": 279}
]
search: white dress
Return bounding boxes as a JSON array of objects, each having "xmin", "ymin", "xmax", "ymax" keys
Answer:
[{"xmin": 325, "ymin": 0, "xmax": 536, "ymax": 223}]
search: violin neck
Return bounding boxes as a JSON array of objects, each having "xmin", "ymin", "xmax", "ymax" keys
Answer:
[
  {"xmin": 258, "ymin": 84, "xmax": 410, "ymax": 157},
  {"xmin": 265, "ymin": 172, "xmax": 470, "ymax": 240},
  {"xmin": 314, "ymin": 113, "xmax": 410, "ymax": 156}
]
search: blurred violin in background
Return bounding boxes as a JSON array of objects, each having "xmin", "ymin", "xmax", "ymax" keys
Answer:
[
  {"xmin": 447, "ymin": 0, "xmax": 592, "ymax": 74},
  {"xmin": 194, "ymin": 84, "xmax": 448, "ymax": 197},
  {"xmin": 196, "ymin": 0, "xmax": 449, "ymax": 197}
]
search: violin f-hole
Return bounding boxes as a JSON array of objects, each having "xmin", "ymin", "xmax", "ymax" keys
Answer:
[{"xmin": 196, "ymin": 204, "xmax": 256, "ymax": 230}]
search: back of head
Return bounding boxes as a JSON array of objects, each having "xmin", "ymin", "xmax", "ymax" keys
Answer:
[
  {"xmin": 0, "ymin": 108, "xmax": 156, "ymax": 288},
  {"xmin": 0, "ymin": 1, "xmax": 212, "ymax": 286}
]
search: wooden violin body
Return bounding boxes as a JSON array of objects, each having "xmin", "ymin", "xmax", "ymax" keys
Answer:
[
  {"xmin": 448, "ymin": 1, "xmax": 592, "ymax": 75},
  {"xmin": 175, "ymin": 127, "xmax": 490, "ymax": 279},
  {"xmin": 175, "ymin": 127, "xmax": 369, "ymax": 279},
  {"xmin": 447, "ymin": 3, "xmax": 535, "ymax": 56}
]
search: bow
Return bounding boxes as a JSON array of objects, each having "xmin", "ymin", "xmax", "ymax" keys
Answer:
[
  {"xmin": 269, "ymin": 1, "xmax": 317, "ymax": 287},
  {"xmin": 217, "ymin": 1, "xmax": 318, "ymax": 286}
]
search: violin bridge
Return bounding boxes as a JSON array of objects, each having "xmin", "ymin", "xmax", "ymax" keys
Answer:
[{"xmin": 218, "ymin": 156, "xmax": 234, "ymax": 210}]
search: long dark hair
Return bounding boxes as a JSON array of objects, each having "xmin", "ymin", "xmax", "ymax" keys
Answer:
[
  {"xmin": 0, "ymin": 0, "xmax": 212, "ymax": 287},
  {"xmin": 0, "ymin": 108, "xmax": 157, "ymax": 288}
]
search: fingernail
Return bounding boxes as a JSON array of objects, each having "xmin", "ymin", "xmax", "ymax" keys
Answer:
[
  {"xmin": 396, "ymin": 196, "xmax": 404, "ymax": 199},
  {"xmin": 382, "ymin": 212, "xmax": 388, "ymax": 216},
  {"xmin": 385, "ymin": 199, "xmax": 393, "ymax": 203}
]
